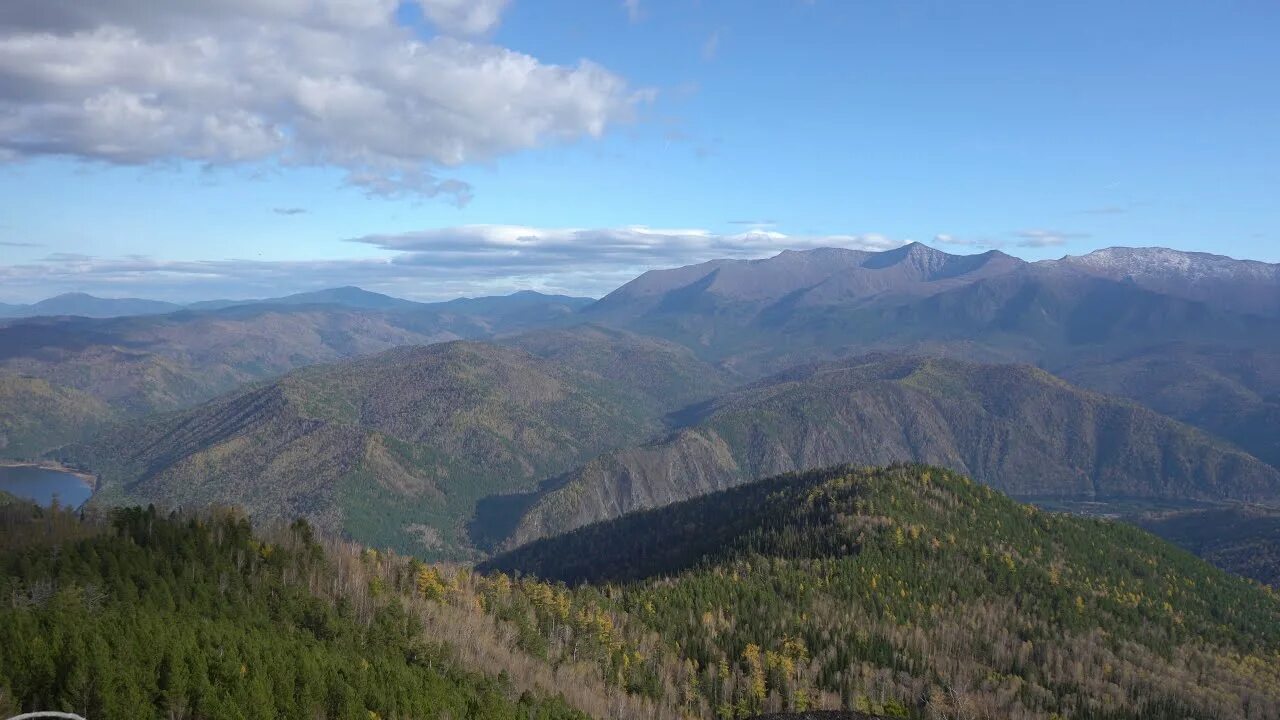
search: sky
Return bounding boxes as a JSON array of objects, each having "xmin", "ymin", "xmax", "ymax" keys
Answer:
[{"xmin": 0, "ymin": 0, "xmax": 1277, "ymax": 303}]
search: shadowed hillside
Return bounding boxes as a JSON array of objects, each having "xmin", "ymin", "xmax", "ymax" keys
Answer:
[
  {"xmin": 507, "ymin": 355, "xmax": 1280, "ymax": 546},
  {"xmin": 1135, "ymin": 506, "xmax": 1280, "ymax": 587}
]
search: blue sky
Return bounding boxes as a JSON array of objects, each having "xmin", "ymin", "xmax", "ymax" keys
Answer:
[{"xmin": 0, "ymin": 0, "xmax": 1276, "ymax": 302}]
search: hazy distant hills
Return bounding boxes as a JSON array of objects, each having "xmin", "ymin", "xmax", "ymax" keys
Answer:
[
  {"xmin": 1, "ymin": 286, "xmax": 592, "ymax": 319},
  {"xmin": 506, "ymin": 354, "xmax": 1280, "ymax": 546},
  {"xmin": 0, "ymin": 292, "xmax": 185, "ymax": 319},
  {"xmin": 66, "ymin": 331, "xmax": 729, "ymax": 558},
  {"xmin": 0, "ymin": 291, "xmax": 590, "ymax": 459},
  {"xmin": 185, "ymin": 285, "xmax": 426, "ymax": 312}
]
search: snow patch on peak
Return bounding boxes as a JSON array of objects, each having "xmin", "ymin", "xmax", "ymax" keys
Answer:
[{"xmin": 1050, "ymin": 247, "xmax": 1279, "ymax": 282}]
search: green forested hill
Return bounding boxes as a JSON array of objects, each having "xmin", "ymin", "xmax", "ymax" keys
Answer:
[
  {"xmin": 0, "ymin": 502, "xmax": 602, "ymax": 720},
  {"xmin": 64, "ymin": 339, "xmax": 724, "ymax": 560},
  {"xmin": 508, "ymin": 355, "xmax": 1280, "ymax": 546},
  {"xmin": 484, "ymin": 465, "xmax": 1280, "ymax": 719},
  {"xmin": 0, "ymin": 374, "xmax": 114, "ymax": 459},
  {"xmin": 500, "ymin": 324, "xmax": 735, "ymax": 412}
]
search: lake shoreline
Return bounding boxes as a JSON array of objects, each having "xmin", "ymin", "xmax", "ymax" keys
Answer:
[{"xmin": 0, "ymin": 460, "xmax": 96, "ymax": 488}]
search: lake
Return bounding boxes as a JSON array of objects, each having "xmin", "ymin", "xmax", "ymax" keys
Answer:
[{"xmin": 0, "ymin": 464, "xmax": 93, "ymax": 508}]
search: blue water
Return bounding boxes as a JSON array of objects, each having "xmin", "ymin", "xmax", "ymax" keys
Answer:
[{"xmin": 0, "ymin": 465, "xmax": 93, "ymax": 507}]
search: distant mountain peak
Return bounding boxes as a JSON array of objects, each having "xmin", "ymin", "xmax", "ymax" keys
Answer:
[
  {"xmin": 1056, "ymin": 246, "xmax": 1278, "ymax": 277},
  {"xmin": 860, "ymin": 241, "xmax": 949, "ymax": 270},
  {"xmin": 1043, "ymin": 246, "xmax": 1280, "ymax": 316}
]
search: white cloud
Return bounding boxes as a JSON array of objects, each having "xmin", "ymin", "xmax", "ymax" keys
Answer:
[
  {"xmin": 0, "ymin": 226, "xmax": 909, "ymax": 302},
  {"xmin": 0, "ymin": 0, "xmax": 641, "ymax": 202},
  {"xmin": 416, "ymin": 0, "xmax": 509, "ymax": 35}
]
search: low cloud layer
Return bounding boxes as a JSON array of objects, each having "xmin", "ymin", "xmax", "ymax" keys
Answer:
[
  {"xmin": 0, "ymin": 225, "xmax": 908, "ymax": 302},
  {"xmin": 0, "ymin": 0, "xmax": 640, "ymax": 202}
]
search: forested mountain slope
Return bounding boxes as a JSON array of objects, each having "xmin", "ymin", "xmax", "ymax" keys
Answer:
[
  {"xmin": 64, "ymin": 339, "xmax": 725, "ymax": 559},
  {"xmin": 0, "ymin": 501, "xmax": 655, "ymax": 720},
  {"xmin": 0, "ymin": 374, "xmax": 114, "ymax": 458},
  {"xmin": 484, "ymin": 465, "xmax": 1280, "ymax": 719},
  {"xmin": 500, "ymin": 324, "xmax": 735, "ymax": 411},
  {"xmin": 1058, "ymin": 343, "xmax": 1280, "ymax": 469},
  {"xmin": 508, "ymin": 355, "xmax": 1280, "ymax": 546},
  {"xmin": 0, "ymin": 292, "xmax": 584, "ymax": 458}
]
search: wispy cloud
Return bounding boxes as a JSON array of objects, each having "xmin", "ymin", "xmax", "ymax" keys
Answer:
[
  {"xmin": 272, "ymin": 207, "xmax": 308, "ymax": 216},
  {"xmin": 622, "ymin": 0, "xmax": 642, "ymax": 23},
  {"xmin": 727, "ymin": 219, "xmax": 777, "ymax": 227},
  {"xmin": 1015, "ymin": 229, "xmax": 1090, "ymax": 248},
  {"xmin": 933, "ymin": 234, "xmax": 1000, "ymax": 249},
  {"xmin": 0, "ymin": 0, "xmax": 643, "ymax": 203},
  {"xmin": 0, "ymin": 241, "xmax": 42, "ymax": 248},
  {"xmin": 702, "ymin": 30, "xmax": 721, "ymax": 61}
]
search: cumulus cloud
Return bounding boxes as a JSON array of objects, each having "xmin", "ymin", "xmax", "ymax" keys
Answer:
[
  {"xmin": 0, "ymin": 0, "xmax": 641, "ymax": 202},
  {"xmin": 0, "ymin": 225, "xmax": 909, "ymax": 302},
  {"xmin": 416, "ymin": 0, "xmax": 509, "ymax": 35},
  {"xmin": 1015, "ymin": 229, "xmax": 1090, "ymax": 248}
]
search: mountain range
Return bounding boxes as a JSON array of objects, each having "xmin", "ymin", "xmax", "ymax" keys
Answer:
[
  {"xmin": 0, "ymin": 286, "xmax": 592, "ymax": 320},
  {"xmin": 8, "ymin": 242, "xmax": 1280, "ymax": 570},
  {"xmin": 0, "ymin": 293, "xmax": 185, "ymax": 319},
  {"xmin": 5, "ymin": 241, "xmax": 1280, "ymax": 719}
]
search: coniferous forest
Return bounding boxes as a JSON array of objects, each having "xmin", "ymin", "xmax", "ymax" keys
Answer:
[{"xmin": 4, "ymin": 466, "xmax": 1279, "ymax": 719}]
